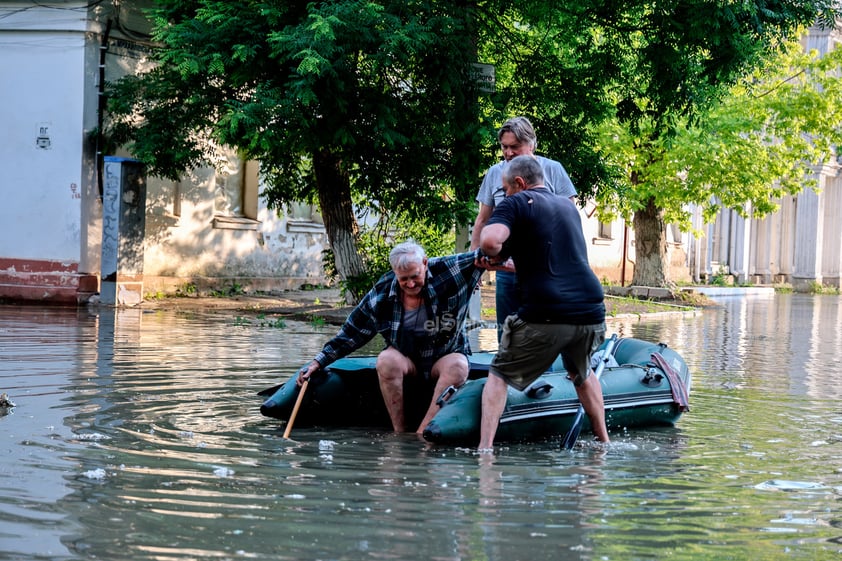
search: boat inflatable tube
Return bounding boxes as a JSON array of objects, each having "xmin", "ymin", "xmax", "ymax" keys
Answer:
[
  {"xmin": 259, "ymin": 337, "xmax": 691, "ymax": 445},
  {"xmin": 422, "ymin": 337, "xmax": 691, "ymax": 445}
]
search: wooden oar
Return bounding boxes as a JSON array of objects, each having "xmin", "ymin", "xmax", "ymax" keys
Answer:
[
  {"xmin": 282, "ymin": 379, "xmax": 309, "ymax": 439},
  {"xmin": 561, "ymin": 333, "xmax": 619, "ymax": 450}
]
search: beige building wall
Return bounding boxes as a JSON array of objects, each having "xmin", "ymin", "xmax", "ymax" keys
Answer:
[{"xmin": 141, "ymin": 158, "xmax": 328, "ymax": 295}]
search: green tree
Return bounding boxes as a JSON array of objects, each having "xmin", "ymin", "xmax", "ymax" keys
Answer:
[
  {"xmin": 107, "ymin": 0, "xmax": 494, "ymax": 302},
  {"xmin": 106, "ymin": 0, "xmax": 838, "ymax": 295},
  {"xmin": 581, "ymin": 2, "xmax": 838, "ymax": 287},
  {"xmin": 105, "ymin": 1, "xmax": 625, "ymax": 300},
  {"xmin": 596, "ymin": 32, "xmax": 842, "ymax": 286}
]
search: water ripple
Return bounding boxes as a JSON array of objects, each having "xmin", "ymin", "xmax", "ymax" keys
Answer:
[{"xmin": 2, "ymin": 299, "xmax": 842, "ymax": 561}]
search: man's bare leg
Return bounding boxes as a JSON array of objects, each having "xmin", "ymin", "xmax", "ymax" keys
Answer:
[
  {"xmin": 415, "ymin": 353, "xmax": 469, "ymax": 434},
  {"xmin": 478, "ymin": 374, "xmax": 509, "ymax": 451},
  {"xmin": 575, "ymin": 371, "xmax": 610, "ymax": 443},
  {"xmin": 376, "ymin": 347, "xmax": 414, "ymax": 432}
]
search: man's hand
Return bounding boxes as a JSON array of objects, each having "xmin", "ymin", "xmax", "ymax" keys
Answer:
[
  {"xmin": 497, "ymin": 257, "xmax": 516, "ymax": 273},
  {"xmin": 475, "ymin": 252, "xmax": 513, "ymax": 272},
  {"xmin": 296, "ymin": 361, "xmax": 320, "ymax": 386}
]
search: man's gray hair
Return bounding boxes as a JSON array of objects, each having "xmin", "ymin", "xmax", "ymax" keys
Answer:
[
  {"xmin": 389, "ymin": 239, "xmax": 427, "ymax": 270},
  {"xmin": 503, "ymin": 155, "xmax": 544, "ymax": 187},
  {"xmin": 498, "ymin": 116, "xmax": 537, "ymax": 150}
]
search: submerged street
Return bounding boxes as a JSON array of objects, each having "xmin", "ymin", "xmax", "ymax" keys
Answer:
[{"xmin": 1, "ymin": 293, "xmax": 841, "ymax": 561}]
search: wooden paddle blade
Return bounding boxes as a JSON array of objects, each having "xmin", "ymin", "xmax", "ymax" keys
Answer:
[{"xmin": 282, "ymin": 379, "xmax": 309, "ymax": 439}]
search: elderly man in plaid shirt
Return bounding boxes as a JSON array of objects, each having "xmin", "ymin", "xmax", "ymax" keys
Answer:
[{"xmin": 296, "ymin": 240, "xmax": 485, "ymax": 434}]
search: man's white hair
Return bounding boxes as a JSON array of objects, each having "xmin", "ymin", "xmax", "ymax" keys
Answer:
[{"xmin": 389, "ymin": 240, "xmax": 426, "ymax": 270}]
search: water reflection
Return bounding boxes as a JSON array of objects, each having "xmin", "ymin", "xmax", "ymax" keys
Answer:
[{"xmin": 1, "ymin": 293, "xmax": 841, "ymax": 560}]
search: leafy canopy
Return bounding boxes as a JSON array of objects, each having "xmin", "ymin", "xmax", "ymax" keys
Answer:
[
  {"xmin": 596, "ymin": 34, "xmax": 842, "ymax": 232},
  {"xmin": 106, "ymin": 0, "xmax": 840, "ymax": 269},
  {"xmin": 108, "ymin": 0, "xmax": 494, "ymax": 229}
]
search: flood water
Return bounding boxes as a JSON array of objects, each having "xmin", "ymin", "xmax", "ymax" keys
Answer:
[{"xmin": 1, "ymin": 293, "xmax": 841, "ymax": 561}]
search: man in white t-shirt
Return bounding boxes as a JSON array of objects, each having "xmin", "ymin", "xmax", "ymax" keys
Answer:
[{"xmin": 470, "ymin": 116, "xmax": 577, "ymax": 339}]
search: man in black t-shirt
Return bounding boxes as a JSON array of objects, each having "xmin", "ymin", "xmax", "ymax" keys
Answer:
[{"xmin": 476, "ymin": 155, "xmax": 608, "ymax": 451}]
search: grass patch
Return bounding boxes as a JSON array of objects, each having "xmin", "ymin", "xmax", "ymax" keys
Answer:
[
  {"xmin": 604, "ymin": 294, "xmax": 698, "ymax": 317},
  {"xmin": 255, "ymin": 313, "xmax": 287, "ymax": 328},
  {"xmin": 210, "ymin": 282, "xmax": 246, "ymax": 297},
  {"xmin": 175, "ymin": 282, "xmax": 198, "ymax": 297},
  {"xmin": 807, "ymin": 281, "xmax": 840, "ymax": 295}
]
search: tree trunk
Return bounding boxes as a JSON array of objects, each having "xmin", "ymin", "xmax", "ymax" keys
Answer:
[
  {"xmin": 313, "ymin": 149, "xmax": 366, "ymax": 304},
  {"xmin": 631, "ymin": 197, "xmax": 669, "ymax": 287}
]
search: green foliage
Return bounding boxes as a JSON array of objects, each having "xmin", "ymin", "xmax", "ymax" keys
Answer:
[
  {"xmin": 105, "ymin": 0, "xmax": 840, "ymax": 291},
  {"xmin": 299, "ymin": 283, "xmax": 330, "ymax": 291},
  {"xmin": 807, "ymin": 281, "xmax": 840, "ymax": 295},
  {"xmin": 104, "ymin": 1, "xmax": 641, "ymax": 231},
  {"xmin": 595, "ymin": 35, "xmax": 842, "ymax": 232},
  {"xmin": 323, "ymin": 210, "xmax": 456, "ymax": 300},
  {"xmin": 233, "ymin": 313, "xmax": 290, "ymax": 328},
  {"xmin": 209, "ymin": 282, "xmax": 245, "ymax": 297},
  {"xmin": 709, "ymin": 266, "xmax": 732, "ymax": 287},
  {"xmin": 175, "ymin": 282, "xmax": 198, "ymax": 297},
  {"xmin": 109, "ymin": 0, "xmax": 494, "ymax": 225},
  {"xmin": 232, "ymin": 316, "xmax": 251, "ymax": 327},
  {"xmin": 256, "ymin": 314, "xmax": 288, "ymax": 328}
]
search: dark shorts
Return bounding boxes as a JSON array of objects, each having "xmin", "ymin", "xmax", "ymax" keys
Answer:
[
  {"xmin": 490, "ymin": 316, "xmax": 606, "ymax": 390},
  {"xmin": 386, "ymin": 344, "xmax": 468, "ymax": 381}
]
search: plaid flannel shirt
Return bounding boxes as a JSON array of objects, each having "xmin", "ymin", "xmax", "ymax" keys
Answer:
[{"xmin": 314, "ymin": 249, "xmax": 483, "ymax": 372}]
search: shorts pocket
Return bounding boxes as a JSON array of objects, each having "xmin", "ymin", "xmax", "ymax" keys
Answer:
[{"xmin": 496, "ymin": 319, "xmax": 555, "ymax": 363}]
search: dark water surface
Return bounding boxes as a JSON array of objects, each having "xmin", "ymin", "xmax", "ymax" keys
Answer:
[{"xmin": 1, "ymin": 294, "xmax": 840, "ymax": 561}]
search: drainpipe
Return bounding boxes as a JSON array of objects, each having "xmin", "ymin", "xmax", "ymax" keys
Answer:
[
  {"xmin": 96, "ymin": 19, "xmax": 113, "ymax": 200},
  {"xmin": 621, "ymin": 223, "xmax": 629, "ymax": 286}
]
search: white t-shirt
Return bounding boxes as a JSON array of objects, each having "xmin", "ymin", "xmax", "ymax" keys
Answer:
[{"xmin": 475, "ymin": 155, "xmax": 576, "ymax": 208}]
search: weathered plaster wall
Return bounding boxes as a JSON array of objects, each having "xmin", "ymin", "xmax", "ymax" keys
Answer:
[
  {"xmin": 142, "ymin": 175, "xmax": 329, "ymax": 294},
  {"xmin": 0, "ymin": 6, "xmax": 87, "ymax": 263}
]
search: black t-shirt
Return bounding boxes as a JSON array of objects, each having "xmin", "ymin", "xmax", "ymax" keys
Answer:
[{"xmin": 487, "ymin": 187, "xmax": 605, "ymax": 324}]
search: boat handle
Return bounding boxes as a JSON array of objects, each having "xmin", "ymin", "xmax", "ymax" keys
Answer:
[
  {"xmin": 435, "ymin": 385, "xmax": 458, "ymax": 407},
  {"xmin": 526, "ymin": 381, "xmax": 553, "ymax": 399}
]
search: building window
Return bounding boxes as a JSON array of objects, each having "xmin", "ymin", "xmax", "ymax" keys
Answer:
[
  {"xmin": 287, "ymin": 201, "xmax": 325, "ymax": 233},
  {"xmin": 288, "ymin": 202, "xmax": 322, "ymax": 222},
  {"xmin": 668, "ymin": 224, "xmax": 683, "ymax": 245},
  {"xmin": 215, "ymin": 171, "xmax": 242, "ymax": 215},
  {"xmin": 598, "ymin": 221, "xmax": 613, "ymax": 240},
  {"xmin": 172, "ymin": 180, "xmax": 182, "ymax": 217},
  {"xmin": 591, "ymin": 219, "xmax": 614, "ymax": 246},
  {"xmin": 212, "ymin": 155, "xmax": 260, "ymax": 230}
]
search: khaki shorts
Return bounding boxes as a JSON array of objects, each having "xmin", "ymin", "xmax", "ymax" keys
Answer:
[{"xmin": 490, "ymin": 316, "xmax": 605, "ymax": 390}]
